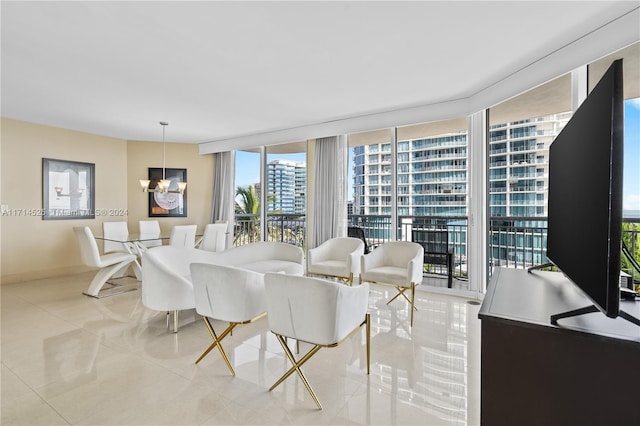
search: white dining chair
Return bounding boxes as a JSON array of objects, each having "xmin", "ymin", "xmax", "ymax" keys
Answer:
[
  {"xmin": 102, "ymin": 221, "xmax": 130, "ymax": 253},
  {"xmin": 169, "ymin": 224, "xmax": 197, "ymax": 247},
  {"xmin": 102, "ymin": 221, "xmax": 142, "ymax": 280},
  {"xmin": 196, "ymin": 221, "xmax": 228, "ymax": 252},
  {"xmin": 74, "ymin": 226, "xmax": 137, "ymax": 298},
  {"xmin": 138, "ymin": 220, "xmax": 162, "ymax": 249}
]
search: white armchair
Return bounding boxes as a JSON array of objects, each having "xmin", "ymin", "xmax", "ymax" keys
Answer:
[
  {"xmin": 196, "ymin": 222, "xmax": 228, "ymax": 252},
  {"xmin": 264, "ymin": 273, "xmax": 370, "ymax": 410},
  {"xmin": 307, "ymin": 237, "xmax": 364, "ymax": 284},
  {"xmin": 141, "ymin": 246, "xmax": 215, "ymax": 332},
  {"xmin": 190, "ymin": 263, "xmax": 267, "ymax": 375},
  {"xmin": 74, "ymin": 226, "xmax": 137, "ymax": 298},
  {"xmin": 360, "ymin": 241, "xmax": 424, "ymax": 326}
]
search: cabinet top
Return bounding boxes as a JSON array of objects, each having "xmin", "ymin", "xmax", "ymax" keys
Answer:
[{"xmin": 479, "ymin": 267, "xmax": 640, "ymax": 344}]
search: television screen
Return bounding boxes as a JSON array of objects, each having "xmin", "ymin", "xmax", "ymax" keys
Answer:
[{"xmin": 546, "ymin": 59, "xmax": 623, "ymax": 318}]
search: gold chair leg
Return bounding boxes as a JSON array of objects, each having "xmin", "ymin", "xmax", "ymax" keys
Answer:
[
  {"xmin": 270, "ymin": 334, "xmax": 323, "ymax": 410},
  {"xmin": 195, "ymin": 317, "xmax": 237, "ymax": 376},
  {"xmin": 387, "ymin": 287, "xmax": 415, "ymax": 309},
  {"xmin": 365, "ymin": 313, "xmax": 370, "ymax": 374},
  {"xmin": 410, "ymin": 282, "xmax": 416, "ymax": 326},
  {"xmin": 385, "ymin": 283, "xmax": 417, "ymax": 326},
  {"xmin": 386, "ymin": 286, "xmax": 405, "ymax": 305}
]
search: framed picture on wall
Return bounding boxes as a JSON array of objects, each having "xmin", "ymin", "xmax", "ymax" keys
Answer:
[
  {"xmin": 148, "ymin": 167, "xmax": 187, "ymax": 217},
  {"xmin": 42, "ymin": 158, "xmax": 95, "ymax": 220}
]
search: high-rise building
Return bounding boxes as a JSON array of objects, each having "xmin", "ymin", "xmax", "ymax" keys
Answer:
[
  {"xmin": 351, "ymin": 113, "xmax": 571, "ymax": 267},
  {"xmin": 489, "ymin": 113, "xmax": 571, "ymax": 218},
  {"xmin": 266, "ymin": 159, "xmax": 306, "ymax": 214},
  {"xmin": 352, "ymin": 134, "xmax": 468, "ymax": 217},
  {"xmin": 351, "ymin": 113, "xmax": 570, "ymax": 219}
]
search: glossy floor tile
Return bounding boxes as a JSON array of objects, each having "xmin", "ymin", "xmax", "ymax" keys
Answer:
[{"xmin": 1, "ymin": 272, "xmax": 481, "ymax": 425}]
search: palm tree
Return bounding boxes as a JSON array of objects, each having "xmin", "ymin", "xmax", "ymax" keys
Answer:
[
  {"xmin": 235, "ymin": 185, "xmax": 260, "ymax": 215},
  {"xmin": 235, "ymin": 185, "xmax": 261, "ymax": 244}
]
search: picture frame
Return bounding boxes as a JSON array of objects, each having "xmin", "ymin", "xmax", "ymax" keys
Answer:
[
  {"xmin": 148, "ymin": 167, "xmax": 187, "ymax": 217},
  {"xmin": 43, "ymin": 158, "xmax": 95, "ymax": 220}
]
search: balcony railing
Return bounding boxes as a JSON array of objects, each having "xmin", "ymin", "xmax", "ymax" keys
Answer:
[
  {"xmin": 232, "ymin": 213, "xmax": 640, "ymax": 290},
  {"xmin": 234, "ymin": 213, "xmax": 306, "ymax": 247},
  {"xmin": 348, "ymin": 214, "xmax": 469, "ymax": 281}
]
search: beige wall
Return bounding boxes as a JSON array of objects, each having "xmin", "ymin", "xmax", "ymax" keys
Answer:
[{"xmin": 1, "ymin": 118, "xmax": 213, "ymax": 284}]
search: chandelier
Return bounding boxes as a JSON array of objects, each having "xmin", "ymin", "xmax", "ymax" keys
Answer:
[{"xmin": 139, "ymin": 122, "xmax": 187, "ymax": 194}]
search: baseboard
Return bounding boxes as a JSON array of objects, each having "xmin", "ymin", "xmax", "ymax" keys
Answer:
[{"xmin": 1, "ymin": 265, "xmax": 95, "ymax": 285}]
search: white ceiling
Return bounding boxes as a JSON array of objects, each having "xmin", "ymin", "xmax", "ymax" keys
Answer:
[{"xmin": 2, "ymin": 1, "xmax": 639, "ymax": 150}]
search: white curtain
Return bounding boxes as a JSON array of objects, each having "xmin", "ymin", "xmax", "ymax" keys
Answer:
[
  {"xmin": 211, "ymin": 151, "xmax": 236, "ymax": 247},
  {"xmin": 312, "ymin": 135, "xmax": 347, "ymax": 247}
]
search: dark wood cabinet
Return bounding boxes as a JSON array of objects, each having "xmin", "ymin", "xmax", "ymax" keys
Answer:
[{"xmin": 479, "ymin": 267, "xmax": 640, "ymax": 426}]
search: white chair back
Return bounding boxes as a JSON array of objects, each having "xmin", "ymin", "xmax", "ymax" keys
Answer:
[
  {"xmin": 74, "ymin": 226, "xmax": 102, "ymax": 267},
  {"xmin": 264, "ymin": 273, "xmax": 369, "ymax": 346},
  {"xmin": 141, "ymin": 247, "xmax": 197, "ymax": 312},
  {"xmin": 169, "ymin": 224, "xmax": 197, "ymax": 247},
  {"xmin": 191, "ymin": 263, "xmax": 266, "ymax": 323},
  {"xmin": 198, "ymin": 222, "xmax": 228, "ymax": 252},
  {"xmin": 102, "ymin": 221, "xmax": 129, "ymax": 253},
  {"xmin": 139, "ymin": 220, "xmax": 162, "ymax": 248},
  {"xmin": 307, "ymin": 237, "xmax": 365, "ymax": 280}
]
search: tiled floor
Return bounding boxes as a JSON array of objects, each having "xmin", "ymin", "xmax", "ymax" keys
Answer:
[{"xmin": 1, "ymin": 272, "xmax": 481, "ymax": 425}]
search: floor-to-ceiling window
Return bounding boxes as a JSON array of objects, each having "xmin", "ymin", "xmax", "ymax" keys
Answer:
[
  {"xmin": 234, "ymin": 149, "xmax": 261, "ymax": 245},
  {"xmin": 266, "ymin": 142, "xmax": 307, "ymax": 247},
  {"xmin": 233, "ymin": 142, "xmax": 307, "ymax": 247},
  {"xmin": 396, "ymin": 118, "xmax": 470, "ymax": 290},
  {"xmin": 487, "ymin": 73, "xmax": 572, "ymax": 271},
  {"xmin": 487, "ymin": 41, "xmax": 640, "ymax": 279},
  {"xmin": 348, "ymin": 129, "xmax": 394, "ymax": 247},
  {"xmin": 590, "ymin": 42, "xmax": 640, "ymax": 286}
]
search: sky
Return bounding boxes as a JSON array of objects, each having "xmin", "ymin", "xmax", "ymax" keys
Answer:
[
  {"xmin": 235, "ymin": 98, "xmax": 640, "ymax": 214},
  {"xmin": 624, "ymin": 98, "xmax": 640, "ymax": 214}
]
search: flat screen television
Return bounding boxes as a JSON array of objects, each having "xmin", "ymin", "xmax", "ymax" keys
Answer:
[{"xmin": 531, "ymin": 58, "xmax": 638, "ymax": 326}]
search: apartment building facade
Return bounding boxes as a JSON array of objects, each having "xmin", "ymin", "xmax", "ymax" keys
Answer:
[{"xmin": 266, "ymin": 159, "xmax": 307, "ymax": 214}]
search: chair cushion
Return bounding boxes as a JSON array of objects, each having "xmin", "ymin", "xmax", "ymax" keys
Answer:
[
  {"xmin": 307, "ymin": 260, "xmax": 348, "ymax": 277},
  {"xmin": 361, "ymin": 266, "xmax": 413, "ymax": 287}
]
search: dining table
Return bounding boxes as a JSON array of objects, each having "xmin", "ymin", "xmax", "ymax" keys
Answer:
[{"xmin": 94, "ymin": 233, "xmax": 171, "ymax": 281}]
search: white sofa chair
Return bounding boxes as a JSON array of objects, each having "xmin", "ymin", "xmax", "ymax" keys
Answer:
[
  {"xmin": 141, "ymin": 246, "xmax": 216, "ymax": 332},
  {"xmin": 264, "ymin": 272, "xmax": 370, "ymax": 410},
  {"xmin": 360, "ymin": 241, "xmax": 424, "ymax": 326},
  {"xmin": 307, "ymin": 237, "xmax": 364, "ymax": 284},
  {"xmin": 74, "ymin": 226, "xmax": 137, "ymax": 298},
  {"xmin": 190, "ymin": 263, "xmax": 267, "ymax": 375},
  {"xmin": 210, "ymin": 242, "xmax": 305, "ymax": 275}
]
